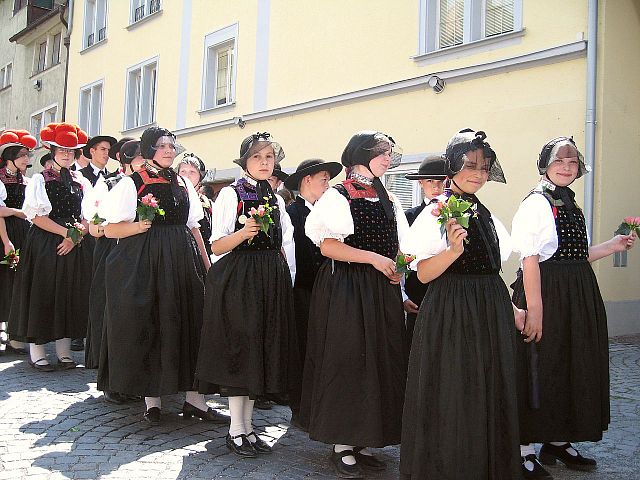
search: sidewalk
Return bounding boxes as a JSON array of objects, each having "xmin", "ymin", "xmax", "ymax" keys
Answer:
[{"xmin": 1, "ymin": 335, "xmax": 638, "ymax": 479}]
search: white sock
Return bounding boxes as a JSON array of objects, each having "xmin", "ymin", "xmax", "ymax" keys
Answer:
[
  {"xmin": 244, "ymin": 398, "xmax": 255, "ymax": 437},
  {"xmin": 228, "ymin": 396, "xmax": 246, "ymax": 446},
  {"xmin": 30, "ymin": 343, "xmax": 48, "ymax": 364},
  {"xmin": 9, "ymin": 340, "xmax": 25, "ymax": 349},
  {"xmin": 55, "ymin": 338, "xmax": 72, "ymax": 361},
  {"xmin": 520, "ymin": 443, "xmax": 536, "ymax": 457},
  {"xmin": 334, "ymin": 444, "xmax": 356, "ymax": 466},
  {"xmin": 145, "ymin": 397, "xmax": 161, "ymax": 410},
  {"xmin": 550, "ymin": 441, "xmax": 577, "ymax": 456},
  {"xmin": 357, "ymin": 447, "xmax": 373, "ymax": 456},
  {"xmin": 185, "ymin": 391, "xmax": 208, "ymax": 411}
]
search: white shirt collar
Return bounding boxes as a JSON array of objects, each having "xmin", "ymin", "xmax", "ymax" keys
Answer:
[
  {"xmin": 298, "ymin": 194, "xmax": 314, "ymax": 210},
  {"xmin": 90, "ymin": 162, "xmax": 105, "ymax": 176}
]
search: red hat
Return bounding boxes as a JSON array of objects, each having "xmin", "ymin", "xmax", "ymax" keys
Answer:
[
  {"xmin": 0, "ymin": 128, "xmax": 38, "ymax": 158},
  {"xmin": 40, "ymin": 122, "xmax": 88, "ymax": 149}
]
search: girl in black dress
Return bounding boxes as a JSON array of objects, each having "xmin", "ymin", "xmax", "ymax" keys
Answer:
[
  {"xmin": 195, "ymin": 132, "xmax": 299, "ymax": 457},
  {"xmin": 400, "ymin": 129, "xmax": 523, "ymax": 479},
  {"xmin": 8, "ymin": 123, "xmax": 93, "ymax": 371},
  {"xmin": 511, "ymin": 137, "xmax": 636, "ymax": 478},
  {"xmin": 0, "ymin": 130, "xmax": 37, "ymax": 355},
  {"xmin": 97, "ymin": 127, "xmax": 223, "ymax": 424},
  {"xmin": 300, "ymin": 131, "xmax": 409, "ymax": 478}
]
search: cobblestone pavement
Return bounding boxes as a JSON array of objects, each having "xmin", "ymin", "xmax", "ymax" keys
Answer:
[{"xmin": 1, "ymin": 335, "xmax": 638, "ymax": 479}]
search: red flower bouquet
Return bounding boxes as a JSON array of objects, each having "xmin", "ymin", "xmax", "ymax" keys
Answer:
[
  {"xmin": 396, "ymin": 253, "xmax": 416, "ymax": 279},
  {"xmin": 137, "ymin": 194, "xmax": 165, "ymax": 222},
  {"xmin": 1, "ymin": 249, "xmax": 20, "ymax": 270}
]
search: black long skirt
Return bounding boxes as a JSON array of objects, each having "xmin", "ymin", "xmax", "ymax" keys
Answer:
[
  {"xmin": 84, "ymin": 236, "xmax": 117, "ymax": 369},
  {"xmin": 97, "ymin": 225, "xmax": 205, "ymax": 397},
  {"xmin": 0, "ymin": 216, "xmax": 30, "ymax": 325},
  {"xmin": 195, "ymin": 250, "xmax": 299, "ymax": 399},
  {"xmin": 400, "ymin": 273, "xmax": 520, "ymax": 480},
  {"xmin": 511, "ymin": 260, "xmax": 609, "ymax": 443},
  {"xmin": 299, "ymin": 260, "xmax": 407, "ymax": 448},
  {"xmin": 8, "ymin": 221, "xmax": 93, "ymax": 344}
]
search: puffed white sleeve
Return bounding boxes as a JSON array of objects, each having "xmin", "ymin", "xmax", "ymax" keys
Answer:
[
  {"xmin": 511, "ymin": 193, "xmax": 558, "ymax": 262},
  {"xmin": 0, "ymin": 182, "xmax": 6, "ymax": 207},
  {"xmin": 185, "ymin": 179, "xmax": 204, "ymax": 229},
  {"xmin": 278, "ymin": 194, "xmax": 296, "ymax": 284},
  {"xmin": 99, "ymin": 176, "xmax": 138, "ymax": 224},
  {"xmin": 82, "ymin": 176, "xmax": 108, "ymax": 221},
  {"xmin": 390, "ymin": 192, "xmax": 410, "ymax": 247},
  {"xmin": 491, "ymin": 214, "xmax": 513, "ymax": 262},
  {"xmin": 400, "ymin": 201, "xmax": 447, "ymax": 269},
  {"xmin": 305, "ymin": 187, "xmax": 354, "ymax": 246},
  {"xmin": 22, "ymin": 174, "xmax": 52, "ymax": 221},
  {"xmin": 210, "ymin": 186, "xmax": 239, "ymax": 243}
]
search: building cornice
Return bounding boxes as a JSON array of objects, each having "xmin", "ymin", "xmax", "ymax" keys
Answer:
[
  {"xmin": 174, "ymin": 40, "xmax": 587, "ymax": 138},
  {"xmin": 9, "ymin": 6, "xmax": 65, "ymax": 44}
]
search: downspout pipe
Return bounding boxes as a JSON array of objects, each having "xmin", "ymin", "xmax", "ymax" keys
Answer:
[
  {"xmin": 584, "ymin": 0, "xmax": 598, "ymax": 241},
  {"xmin": 61, "ymin": 0, "xmax": 74, "ymax": 121}
]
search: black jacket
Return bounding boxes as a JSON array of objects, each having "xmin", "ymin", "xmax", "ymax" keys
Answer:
[
  {"xmin": 287, "ymin": 196, "xmax": 325, "ymax": 290},
  {"xmin": 79, "ymin": 165, "xmax": 110, "ymax": 186}
]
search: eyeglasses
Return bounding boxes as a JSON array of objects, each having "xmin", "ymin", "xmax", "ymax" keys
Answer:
[{"xmin": 56, "ymin": 147, "xmax": 76, "ymax": 155}]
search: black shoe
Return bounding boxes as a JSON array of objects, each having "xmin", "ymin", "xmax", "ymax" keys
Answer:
[
  {"xmin": 6, "ymin": 343, "xmax": 28, "ymax": 355},
  {"xmin": 225, "ymin": 434, "xmax": 257, "ymax": 458},
  {"xmin": 254, "ymin": 397, "xmax": 273, "ymax": 410},
  {"xmin": 57, "ymin": 357, "xmax": 77, "ymax": 370},
  {"xmin": 143, "ymin": 407, "xmax": 161, "ymax": 425},
  {"xmin": 330, "ymin": 447, "xmax": 365, "ymax": 479},
  {"xmin": 123, "ymin": 394, "xmax": 143, "ymax": 403},
  {"xmin": 103, "ymin": 391, "xmax": 126, "ymax": 404},
  {"xmin": 182, "ymin": 402, "xmax": 230, "ymax": 424},
  {"xmin": 522, "ymin": 454, "xmax": 553, "ymax": 479},
  {"xmin": 539, "ymin": 443, "xmax": 597, "ymax": 472},
  {"xmin": 246, "ymin": 431, "xmax": 272, "ymax": 454},
  {"xmin": 70, "ymin": 338, "xmax": 85, "ymax": 351},
  {"xmin": 28, "ymin": 358, "xmax": 55, "ymax": 372},
  {"xmin": 354, "ymin": 447, "xmax": 386, "ymax": 471}
]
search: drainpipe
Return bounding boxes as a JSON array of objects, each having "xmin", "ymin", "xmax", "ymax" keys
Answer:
[
  {"xmin": 61, "ymin": 0, "xmax": 74, "ymax": 121},
  {"xmin": 584, "ymin": 0, "xmax": 598, "ymax": 241}
]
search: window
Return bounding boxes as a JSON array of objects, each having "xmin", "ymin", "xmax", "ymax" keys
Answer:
[
  {"xmin": 124, "ymin": 58, "xmax": 157, "ymax": 130},
  {"xmin": 84, "ymin": 0, "xmax": 107, "ymax": 49},
  {"xmin": 51, "ymin": 33, "xmax": 61, "ymax": 65},
  {"xmin": 384, "ymin": 172, "xmax": 419, "ymax": 210},
  {"xmin": 13, "ymin": 0, "xmax": 27, "ymax": 14},
  {"xmin": 130, "ymin": 0, "xmax": 161, "ymax": 24},
  {"xmin": 79, "ymin": 81, "xmax": 103, "ymax": 136},
  {"xmin": 202, "ymin": 24, "xmax": 238, "ymax": 111},
  {"xmin": 30, "ymin": 105, "xmax": 58, "ymax": 147},
  {"xmin": 418, "ymin": 0, "xmax": 521, "ymax": 56},
  {"xmin": 0, "ymin": 63, "xmax": 12, "ymax": 89},
  {"xmin": 35, "ymin": 41, "xmax": 47, "ymax": 73}
]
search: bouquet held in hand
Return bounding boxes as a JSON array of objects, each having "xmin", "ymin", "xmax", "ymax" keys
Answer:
[
  {"xmin": 396, "ymin": 253, "xmax": 416, "ymax": 279},
  {"xmin": 615, "ymin": 217, "xmax": 640, "ymax": 236},
  {"xmin": 137, "ymin": 194, "xmax": 165, "ymax": 222},
  {"xmin": 1, "ymin": 249, "xmax": 20, "ymax": 270},
  {"xmin": 66, "ymin": 221, "xmax": 86, "ymax": 245},
  {"xmin": 238, "ymin": 196, "xmax": 277, "ymax": 245},
  {"xmin": 431, "ymin": 194, "xmax": 474, "ymax": 242}
]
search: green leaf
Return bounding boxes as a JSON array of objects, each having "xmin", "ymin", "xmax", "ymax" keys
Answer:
[{"xmin": 456, "ymin": 215, "xmax": 470, "ymax": 229}]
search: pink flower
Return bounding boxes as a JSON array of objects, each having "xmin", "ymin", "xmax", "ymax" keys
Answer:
[
  {"xmin": 624, "ymin": 216, "xmax": 635, "ymax": 224},
  {"xmin": 249, "ymin": 207, "xmax": 257, "ymax": 216},
  {"xmin": 634, "ymin": 217, "xmax": 640, "ymax": 225},
  {"xmin": 404, "ymin": 254, "xmax": 414, "ymax": 263},
  {"xmin": 257, "ymin": 205, "xmax": 266, "ymax": 217},
  {"xmin": 141, "ymin": 194, "xmax": 160, "ymax": 208}
]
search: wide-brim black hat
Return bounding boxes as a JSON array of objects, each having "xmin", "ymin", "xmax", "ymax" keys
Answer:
[
  {"xmin": 284, "ymin": 158, "xmax": 343, "ymax": 190},
  {"xmin": 83, "ymin": 135, "xmax": 117, "ymax": 159},
  {"xmin": 39, "ymin": 152, "xmax": 52, "ymax": 167},
  {"xmin": 272, "ymin": 164, "xmax": 289, "ymax": 182},
  {"xmin": 109, "ymin": 137, "xmax": 134, "ymax": 160},
  {"xmin": 405, "ymin": 154, "xmax": 447, "ymax": 180}
]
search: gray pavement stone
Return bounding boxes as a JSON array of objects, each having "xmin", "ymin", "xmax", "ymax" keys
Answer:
[{"xmin": 1, "ymin": 336, "xmax": 639, "ymax": 479}]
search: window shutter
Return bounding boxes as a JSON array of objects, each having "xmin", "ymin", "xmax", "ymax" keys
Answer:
[
  {"xmin": 385, "ymin": 173, "xmax": 415, "ymax": 210},
  {"xmin": 485, "ymin": 0, "xmax": 514, "ymax": 37}
]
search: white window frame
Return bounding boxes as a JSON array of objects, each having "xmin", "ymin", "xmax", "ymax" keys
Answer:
[
  {"xmin": 30, "ymin": 104, "xmax": 58, "ymax": 147},
  {"xmin": 34, "ymin": 39, "xmax": 48, "ymax": 74},
  {"xmin": 383, "ymin": 162, "xmax": 425, "ymax": 210},
  {"xmin": 201, "ymin": 23, "xmax": 238, "ymax": 111},
  {"xmin": 417, "ymin": 0, "xmax": 522, "ymax": 58},
  {"xmin": 83, "ymin": 0, "xmax": 108, "ymax": 50},
  {"xmin": 78, "ymin": 79, "xmax": 104, "ymax": 137},
  {"xmin": 50, "ymin": 32, "xmax": 62, "ymax": 65},
  {"xmin": 129, "ymin": 0, "xmax": 162, "ymax": 25},
  {"xmin": 0, "ymin": 62, "xmax": 12, "ymax": 89},
  {"xmin": 123, "ymin": 56, "xmax": 158, "ymax": 131}
]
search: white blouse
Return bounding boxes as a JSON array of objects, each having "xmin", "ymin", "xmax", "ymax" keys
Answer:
[
  {"xmin": 511, "ymin": 192, "xmax": 559, "ymax": 263},
  {"xmin": 304, "ymin": 186, "xmax": 410, "ymax": 247},
  {"xmin": 22, "ymin": 171, "xmax": 92, "ymax": 221},
  {"xmin": 81, "ymin": 175, "xmax": 109, "ymax": 222},
  {"xmin": 400, "ymin": 195, "xmax": 512, "ymax": 269},
  {"xmin": 99, "ymin": 175, "xmax": 203, "ymax": 228},
  {"xmin": 0, "ymin": 181, "xmax": 6, "ymax": 207},
  {"xmin": 209, "ymin": 183, "xmax": 294, "ymax": 264}
]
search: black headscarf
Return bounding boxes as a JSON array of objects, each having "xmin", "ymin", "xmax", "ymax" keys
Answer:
[
  {"xmin": 1, "ymin": 145, "xmax": 26, "ymax": 184},
  {"xmin": 341, "ymin": 131, "xmax": 400, "ymax": 220},
  {"xmin": 140, "ymin": 127, "xmax": 185, "ymax": 202}
]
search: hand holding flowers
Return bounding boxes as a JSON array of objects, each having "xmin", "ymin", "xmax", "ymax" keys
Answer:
[
  {"xmin": 238, "ymin": 197, "xmax": 277, "ymax": 245},
  {"xmin": 0, "ymin": 248, "xmax": 20, "ymax": 270},
  {"xmin": 396, "ymin": 253, "xmax": 416, "ymax": 279},
  {"xmin": 615, "ymin": 217, "xmax": 640, "ymax": 236},
  {"xmin": 431, "ymin": 194, "xmax": 475, "ymax": 244},
  {"xmin": 136, "ymin": 194, "xmax": 165, "ymax": 222},
  {"xmin": 65, "ymin": 221, "xmax": 86, "ymax": 245}
]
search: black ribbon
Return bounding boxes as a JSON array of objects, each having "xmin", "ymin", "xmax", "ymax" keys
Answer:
[
  {"xmin": 373, "ymin": 177, "xmax": 395, "ymax": 221},
  {"xmin": 547, "ymin": 182, "xmax": 577, "ymax": 212}
]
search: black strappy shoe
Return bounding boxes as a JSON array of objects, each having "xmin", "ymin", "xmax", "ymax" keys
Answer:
[
  {"xmin": 225, "ymin": 433, "xmax": 257, "ymax": 458},
  {"xmin": 539, "ymin": 443, "xmax": 596, "ymax": 471},
  {"xmin": 28, "ymin": 358, "xmax": 55, "ymax": 372},
  {"xmin": 330, "ymin": 447, "xmax": 365, "ymax": 479},
  {"xmin": 57, "ymin": 356, "xmax": 77, "ymax": 370}
]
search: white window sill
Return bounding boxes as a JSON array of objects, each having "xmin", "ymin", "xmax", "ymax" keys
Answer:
[
  {"xmin": 120, "ymin": 121, "xmax": 156, "ymax": 135},
  {"xmin": 412, "ymin": 29, "xmax": 526, "ymax": 66},
  {"xmin": 197, "ymin": 102, "xmax": 236, "ymax": 115},
  {"xmin": 30, "ymin": 62, "xmax": 62, "ymax": 79},
  {"xmin": 80, "ymin": 38, "xmax": 108, "ymax": 54},
  {"xmin": 126, "ymin": 10, "xmax": 163, "ymax": 30}
]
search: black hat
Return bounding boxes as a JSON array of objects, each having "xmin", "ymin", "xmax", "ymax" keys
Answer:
[
  {"xmin": 140, "ymin": 127, "xmax": 175, "ymax": 160},
  {"xmin": 233, "ymin": 132, "xmax": 285, "ymax": 169},
  {"xmin": 444, "ymin": 128, "xmax": 505, "ymax": 183},
  {"xmin": 119, "ymin": 140, "xmax": 141, "ymax": 164},
  {"xmin": 272, "ymin": 164, "xmax": 289, "ymax": 182},
  {"xmin": 405, "ymin": 155, "xmax": 447, "ymax": 180},
  {"xmin": 82, "ymin": 135, "xmax": 117, "ymax": 159},
  {"xmin": 39, "ymin": 152, "xmax": 52, "ymax": 167},
  {"xmin": 538, "ymin": 136, "xmax": 589, "ymax": 178},
  {"xmin": 109, "ymin": 137, "xmax": 134, "ymax": 160},
  {"xmin": 284, "ymin": 158, "xmax": 342, "ymax": 190}
]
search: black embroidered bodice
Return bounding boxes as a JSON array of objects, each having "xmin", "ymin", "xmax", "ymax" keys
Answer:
[
  {"xmin": 0, "ymin": 168, "xmax": 26, "ymax": 209},
  {"xmin": 287, "ymin": 196, "xmax": 324, "ymax": 289},
  {"xmin": 547, "ymin": 200, "xmax": 589, "ymax": 261},
  {"xmin": 132, "ymin": 170, "xmax": 190, "ymax": 226},
  {"xmin": 41, "ymin": 169, "xmax": 83, "ymax": 220},
  {"xmin": 231, "ymin": 180, "xmax": 282, "ymax": 252},
  {"xmin": 335, "ymin": 181, "xmax": 399, "ymax": 260}
]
